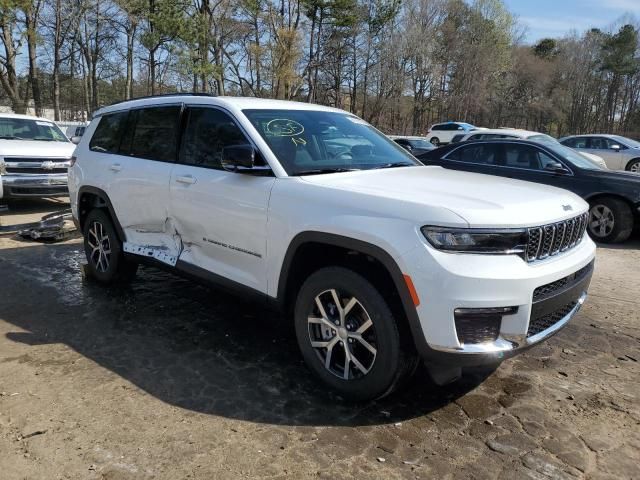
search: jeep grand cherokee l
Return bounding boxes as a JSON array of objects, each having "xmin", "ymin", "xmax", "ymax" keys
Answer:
[
  {"xmin": 0, "ymin": 113, "xmax": 75, "ymax": 199},
  {"xmin": 68, "ymin": 95, "xmax": 596, "ymax": 400}
]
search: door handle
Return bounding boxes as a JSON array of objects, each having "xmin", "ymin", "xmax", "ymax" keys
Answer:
[
  {"xmin": 175, "ymin": 175, "xmax": 197, "ymax": 185},
  {"xmin": 109, "ymin": 163, "xmax": 122, "ymax": 172}
]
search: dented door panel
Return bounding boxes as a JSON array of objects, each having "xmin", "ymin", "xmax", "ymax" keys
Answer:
[{"xmin": 169, "ymin": 166, "xmax": 274, "ymax": 293}]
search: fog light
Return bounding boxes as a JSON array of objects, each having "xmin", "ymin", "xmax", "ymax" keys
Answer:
[{"xmin": 454, "ymin": 306, "xmax": 518, "ymax": 345}]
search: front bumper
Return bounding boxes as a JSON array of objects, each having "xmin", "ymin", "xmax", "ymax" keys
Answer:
[
  {"xmin": 0, "ymin": 174, "xmax": 69, "ymax": 199},
  {"xmin": 398, "ymin": 234, "xmax": 596, "ymax": 366}
]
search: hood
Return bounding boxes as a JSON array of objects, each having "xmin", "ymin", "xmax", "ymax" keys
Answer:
[
  {"xmin": 0, "ymin": 140, "xmax": 75, "ymax": 159},
  {"xmin": 581, "ymin": 168, "xmax": 640, "ymax": 187},
  {"xmin": 578, "ymin": 152, "xmax": 608, "ymax": 169},
  {"xmin": 301, "ymin": 166, "xmax": 588, "ymax": 228}
]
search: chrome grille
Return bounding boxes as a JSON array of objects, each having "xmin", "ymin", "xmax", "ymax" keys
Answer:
[
  {"xmin": 2, "ymin": 156, "xmax": 71, "ymax": 175},
  {"xmin": 526, "ymin": 213, "xmax": 588, "ymax": 262}
]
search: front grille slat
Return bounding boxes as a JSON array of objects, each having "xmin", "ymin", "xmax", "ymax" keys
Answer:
[{"xmin": 527, "ymin": 213, "xmax": 587, "ymax": 262}]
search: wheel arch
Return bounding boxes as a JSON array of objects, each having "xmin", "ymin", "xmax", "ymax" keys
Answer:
[
  {"xmin": 624, "ymin": 157, "xmax": 640, "ymax": 171},
  {"xmin": 77, "ymin": 186, "xmax": 126, "ymax": 242},
  {"xmin": 276, "ymin": 231, "xmax": 430, "ymax": 356},
  {"xmin": 584, "ymin": 192, "xmax": 637, "ymax": 213}
]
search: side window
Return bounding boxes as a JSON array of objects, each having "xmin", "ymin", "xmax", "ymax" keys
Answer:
[
  {"xmin": 89, "ymin": 111, "xmax": 128, "ymax": 153},
  {"xmin": 588, "ymin": 137, "xmax": 608, "ymax": 150},
  {"xmin": 432, "ymin": 124, "xmax": 444, "ymax": 131},
  {"xmin": 504, "ymin": 145, "xmax": 558, "ymax": 170},
  {"xmin": 129, "ymin": 106, "xmax": 181, "ymax": 162},
  {"xmin": 447, "ymin": 144, "xmax": 498, "ymax": 164},
  {"xmin": 179, "ymin": 107, "xmax": 249, "ymax": 170}
]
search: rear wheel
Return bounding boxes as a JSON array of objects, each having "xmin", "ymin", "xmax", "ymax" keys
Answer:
[
  {"xmin": 294, "ymin": 267, "xmax": 416, "ymax": 401},
  {"xmin": 588, "ymin": 197, "xmax": 633, "ymax": 243},
  {"xmin": 83, "ymin": 209, "xmax": 137, "ymax": 284},
  {"xmin": 430, "ymin": 137, "xmax": 440, "ymax": 146},
  {"xmin": 626, "ymin": 158, "xmax": 640, "ymax": 173}
]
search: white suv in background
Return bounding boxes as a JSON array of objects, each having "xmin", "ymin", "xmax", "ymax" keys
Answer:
[
  {"xmin": 452, "ymin": 128, "xmax": 608, "ymax": 169},
  {"xmin": 69, "ymin": 95, "xmax": 596, "ymax": 400},
  {"xmin": 425, "ymin": 122, "xmax": 478, "ymax": 146}
]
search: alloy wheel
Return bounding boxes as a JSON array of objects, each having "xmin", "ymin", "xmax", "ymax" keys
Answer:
[
  {"xmin": 87, "ymin": 221, "xmax": 111, "ymax": 272},
  {"xmin": 589, "ymin": 205, "xmax": 615, "ymax": 238},
  {"xmin": 630, "ymin": 161, "xmax": 640, "ymax": 173},
  {"xmin": 307, "ymin": 289, "xmax": 377, "ymax": 380}
]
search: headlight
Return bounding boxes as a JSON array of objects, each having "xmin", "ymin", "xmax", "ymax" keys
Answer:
[{"xmin": 421, "ymin": 226, "xmax": 528, "ymax": 255}]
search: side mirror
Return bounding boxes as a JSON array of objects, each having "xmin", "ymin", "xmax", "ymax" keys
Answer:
[
  {"xmin": 222, "ymin": 144, "xmax": 255, "ymax": 170},
  {"xmin": 610, "ymin": 144, "xmax": 621, "ymax": 151},
  {"xmin": 544, "ymin": 162, "xmax": 569, "ymax": 174},
  {"xmin": 70, "ymin": 136, "xmax": 81, "ymax": 144}
]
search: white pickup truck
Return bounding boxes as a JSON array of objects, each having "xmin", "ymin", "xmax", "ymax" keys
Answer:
[
  {"xmin": 0, "ymin": 113, "xmax": 75, "ymax": 199},
  {"xmin": 68, "ymin": 95, "xmax": 596, "ymax": 400}
]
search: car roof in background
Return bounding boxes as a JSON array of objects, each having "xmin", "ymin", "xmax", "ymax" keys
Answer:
[
  {"xmin": 0, "ymin": 112, "xmax": 55, "ymax": 122},
  {"xmin": 464, "ymin": 128, "xmax": 545, "ymax": 137}
]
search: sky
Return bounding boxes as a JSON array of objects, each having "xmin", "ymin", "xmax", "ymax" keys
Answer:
[{"xmin": 503, "ymin": 0, "xmax": 640, "ymax": 44}]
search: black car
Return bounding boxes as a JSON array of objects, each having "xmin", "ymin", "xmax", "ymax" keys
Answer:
[
  {"xmin": 418, "ymin": 139, "xmax": 640, "ymax": 243},
  {"xmin": 391, "ymin": 137, "xmax": 435, "ymax": 156}
]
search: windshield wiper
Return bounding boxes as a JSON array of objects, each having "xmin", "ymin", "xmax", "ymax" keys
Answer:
[
  {"xmin": 0, "ymin": 135, "xmax": 24, "ymax": 140},
  {"xmin": 294, "ymin": 167, "xmax": 361, "ymax": 176},
  {"xmin": 372, "ymin": 162, "xmax": 416, "ymax": 169}
]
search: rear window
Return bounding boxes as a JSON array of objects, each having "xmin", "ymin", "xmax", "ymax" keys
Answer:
[{"xmin": 89, "ymin": 111, "xmax": 128, "ymax": 153}]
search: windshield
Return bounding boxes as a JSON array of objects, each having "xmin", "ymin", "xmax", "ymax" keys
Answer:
[
  {"xmin": 243, "ymin": 109, "xmax": 419, "ymax": 175},
  {"xmin": 611, "ymin": 135, "xmax": 640, "ymax": 148},
  {"xmin": 528, "ymin": 134, "xmax": 560, "ymax": 145},
  {"xmin": 546, "ymin": 143, "xmax": 601, "ymax": 170},
  {"xmin": 0, "ymin": 117, "xmax": 68, "ymax": 142},
  {"xmin": 408, "ymin": 139, "xmax": 433, "ymax": 149}
]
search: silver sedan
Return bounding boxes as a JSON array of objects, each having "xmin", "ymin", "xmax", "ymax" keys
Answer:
[{"xmin": 559, "ymin": 134, "xmax": 640, "ymax": 173}]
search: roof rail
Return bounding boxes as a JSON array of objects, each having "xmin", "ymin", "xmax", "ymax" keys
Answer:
[{"xmin": 103, "ymin": 92, "xmax": 214, "ymax": 108}]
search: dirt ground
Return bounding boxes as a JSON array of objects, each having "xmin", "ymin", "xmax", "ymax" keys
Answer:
[{"xmin": 0, "ymin": 199, "xmax": 638, "ymax": 480}]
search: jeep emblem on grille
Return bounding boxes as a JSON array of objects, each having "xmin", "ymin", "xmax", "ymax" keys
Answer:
[
  {"xmin": 41, "ymin": 161, "xmax": 56, "ymax": 170},
  {"xmin": 562, "ymin": 204, "xmax": 573, "ymax": 211}
]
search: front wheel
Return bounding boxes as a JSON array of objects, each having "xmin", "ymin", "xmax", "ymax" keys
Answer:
[
  {"xmin": 588, "ymin": 198, "xmax": 633, "ymax": 243},
  {"xmin": 83, "ymin": 209, "xmax": 138, "ymax": 284},
  {"xmin": 430, "ymin": 137, "xmax": 440, "ymax": 146},
  {"xmin": 294, "ymin": 267, "xmax": 416, "ymax": 401},
  {"xmin": 626, "ymin": 158, "xmax": 640, "ymax": 173}
]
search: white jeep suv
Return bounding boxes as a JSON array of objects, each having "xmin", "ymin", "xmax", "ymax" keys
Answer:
[{"xmin": 68, "ymin": 95, "xmax": 596, "ymax": 400}]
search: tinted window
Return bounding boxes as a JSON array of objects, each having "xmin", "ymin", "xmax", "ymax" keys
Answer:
[
  {"xmin": 588, "ymin": 137, "xmax": 610, "ymax": 150},
  {"xmin": 504, "ymin": 145, "xmax": 557, "ymax": 170},
  {"xmin": 89, "ymin": 111, "xmax": 128, "ymax": 153},
  {"xmin": 129, "ymin": 106, "xmax": 181, "ymax": 162},
  {"xmin": 180, "ymin": 108, "xmax": 250, "ymax": 170},
  {"xmin": 431, "ymin": 124, "xmax": 445, "ymax": 131},
  {"xmin": 447, "ymin": 144, "xmax": 498, "ymax": 164},
  {"xmin": 562, "ymin": 137, "xmax": 588, "ymax": 148}
]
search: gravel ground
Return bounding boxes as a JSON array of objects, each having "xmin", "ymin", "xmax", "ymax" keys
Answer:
[{"xmin": 0, "ymin": 200, "xmax": 638, "ymax": 480}]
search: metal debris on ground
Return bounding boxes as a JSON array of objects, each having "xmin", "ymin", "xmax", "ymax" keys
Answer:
[{"xmin": 0, "ymin": 209, "xmax": 77, "ymax": 242}]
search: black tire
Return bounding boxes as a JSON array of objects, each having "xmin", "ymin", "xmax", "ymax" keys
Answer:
[
  {"xmin": 588, "ymin": 197, "xmax": 633, "ymax": 243},
  {"xmin": 626, "ymin": 158, "xmax": 640, "ymax": 173},
  {"xmin": 83, "ymin": 209, "xmax": 138, "ymax": 284},
  {"xmin": 294, "ymin": 266, "xmax": 417, "ymax": 401},
  {"xmin": 430, "ymin": 137, "xmax": 440, "ymax": 146}
]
